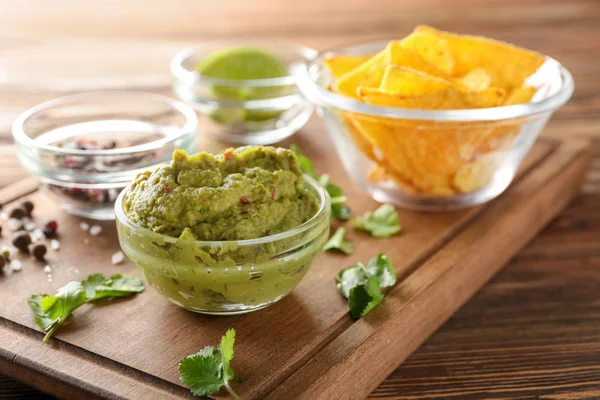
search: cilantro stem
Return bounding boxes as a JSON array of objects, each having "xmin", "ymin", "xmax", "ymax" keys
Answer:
[
  {"xmin": 224, "ymin": 382, "xmax": 242, "ymax": 400},
  {"xmin": 42, "ymin": 318, "xmax": 66, "ymax": 343}
]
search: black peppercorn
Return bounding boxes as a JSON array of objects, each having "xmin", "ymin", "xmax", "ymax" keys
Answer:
[
  {"xmin": 0, "ymin": 255, "xmax": 5, "ymax": 269},
  {"xmin": 22, "ymin": 200, "xmax": 34, "ymax": 215},
  {"xmin": 32, "ymin": 244, "xmax": 47, "ymax": 260},
  {"xmin": 9, "ymin": 207, "xmax": 27, "ymax": 220},
  {"xmin": 12, "ymin": 231, "xmax": 31, "ymax": 251}
]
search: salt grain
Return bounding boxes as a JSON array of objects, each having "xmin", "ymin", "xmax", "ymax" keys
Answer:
[
  {"xmin": 51, "ymin": 239, "xmax": 60, "ymax": 250},
  {"xmin": 31, "ymin": 229, "xmax": 44, "ymax": 243},
  {"xmin": 89, "ymin": 225, "xmax": 102, "ymax": 236},
  {"xmin": 111, "ymin": 251, "xmax": 125, "ymax": 265},
  {"xmin": 47, "ymin": 275, "xmax": 53, "ymax": 283},
  {"xmin": 10, "ymin": 260, "xmax": 21, "ymax": 271},
  {"xmin": 80, "ymin": 221, "xmax": 90, "ymax": 231},
  {"xmin": 7, "ymin": 218, "xmax": 22, "ymax": 231},
  {"xmin": 25, "ymin": 222, "xmax": 37, "ymax": 232},
  {"xmin": 43, "ymin": 265, "xmax": 52, "ymax": 274},
  {"xmin": 0, "ymin": 212, "xmax": 8, "ymax": 221}
]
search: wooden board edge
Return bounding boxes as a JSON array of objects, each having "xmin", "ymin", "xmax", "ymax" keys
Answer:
[
  {"xmin": 0, "ymin": 320, "xmax": 189, "ymax": 400},
  {"xmin": 266, "ymin": 138, "xmax": 594, "ymax": 400}
]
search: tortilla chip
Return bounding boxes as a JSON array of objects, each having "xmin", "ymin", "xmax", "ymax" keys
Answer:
[
  {"xmin": 379, "ymin": 65, "xmax": 460, "ymax": 95},
  {"xmin": 400, "ymin": 31, "xmax": 454, "ymax": 74},
  {"xmin": 368, "ymin": 165, "xmax": 419, "ymax": 193},
  {"xmin": 360, "ymin": 87, "xmax": 505, "ymax": 109},
  {"xmin": 334, "ymin": 50, "xmax": 388, "ymax": 99},
  {"xmin": 387, "ymin": 41, "xmax": 452, "ymax": 80},
  {"xmin": 324, "ymin": 54, "xmax": 374, "ymax": 79},
  {"xmin": 504, "ymin": 86, "xmax": 537, "ymax": 105},
  {"xmin": 415, "ymin": 25, "xmax": 545, "ymax": 89},
  {"xmin": 459, "ymin": 67, "xmax": 492, "ymax": 91},
  {"xmin": 453, "ymin": 152, "xmax": 505, "ymax": 193}
]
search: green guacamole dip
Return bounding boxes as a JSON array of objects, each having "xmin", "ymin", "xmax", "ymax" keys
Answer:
[
  {"xmin": 124, "ymin": 146, "xmax": 318, "ymax": 241},
  {"xmin": 118, "ymin": 146, "xmax": 328, "ymax": 314}
]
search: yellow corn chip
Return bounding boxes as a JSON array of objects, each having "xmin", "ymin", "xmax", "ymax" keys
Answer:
[
  {"xmin": 415, "ymin": 25, "xmax": 545, "ymax": 89},
  {"xmin": 400, "ymin": 31, "xmax": 454, "ymax": 74},
  {"xmin": 379, "ymin": 65, "xmax": 459, "ymax": 95},
  {"xmin": 324, "ymin": 55, "xmax": 374, "ymax": 79},
  {"xmin": 360, "ymin": 87, "xmax": 504, "ymax": 109},
  {"xmin": 334, "ymin": 50, "xmax": 388, "ymax": 99},
  {"xmin": 368, "ymin": 165, "xmax": 419, "ymax": 193},
  {"xmin": 387, "ymin": 41, "xmax": 452, "ymax": 80},
  {"xmin": 504, "ymin": 86, "xmax": 537, "ymax": 105},
  {"xmin": 459, "ymin": 67, "xmax": 492, "ymax": 91},
  {"xmin": 453, "ymin": 152, "xmax": 504, "ymax": 193}
]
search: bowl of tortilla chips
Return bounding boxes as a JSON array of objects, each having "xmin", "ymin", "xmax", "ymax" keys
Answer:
[{"xmin": 297, "ymin": 26, "xmax": 574, "ymax": 210}]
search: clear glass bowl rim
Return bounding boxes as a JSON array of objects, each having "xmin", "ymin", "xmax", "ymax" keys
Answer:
[
  {"xmin": 296, "ymin": 40, "xmax": 575, "ymax": 122},
  {"xmin": 115, "ymin": 174, "xmax": 330, "ymax": 247},
  {"xmin": 12, "ymin": 90, "xmax": 198, "ymax": 156},
  {"xmin": 170, "ymin": 41, "xmax": 318, "ymax": 88}
]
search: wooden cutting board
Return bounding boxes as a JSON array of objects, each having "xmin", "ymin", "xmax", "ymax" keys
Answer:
[{"xmin": 0, "ymin": 125, "xmax": 592, "ymax": 400}]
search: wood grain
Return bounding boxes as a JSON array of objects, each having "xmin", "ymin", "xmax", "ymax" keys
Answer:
[{"xmin": 1, "ymin": 0, "xmax": 599, "ymax": 398}]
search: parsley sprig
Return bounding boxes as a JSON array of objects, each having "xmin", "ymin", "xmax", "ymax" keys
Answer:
[
  {"xmin": 336, "ymin": 253, "xmax": 397, "ymax": 318},
  {"xmin": 179, "ymin": 329, "xmax": 241, "ymax": 399},
  {"xmin": 323, "ymin": 227, "xmax": 353, "ymax": 255},
  {"xmin": 28, "ymin": 273, "xmax": 144, "ymax": 343}
]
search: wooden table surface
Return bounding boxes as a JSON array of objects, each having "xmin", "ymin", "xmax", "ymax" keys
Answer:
[{"xmin": 1, "ymin": 0, "xmax": 599, "ymax": 398}]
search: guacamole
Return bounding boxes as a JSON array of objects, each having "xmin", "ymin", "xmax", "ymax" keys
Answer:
[
  {"xmin": 118, "ymin": 146, "xmax": 329, "ymax": 314},
  {"xmin": 124, "ymin": 146, "xmax": 318, "ymax": 241}
]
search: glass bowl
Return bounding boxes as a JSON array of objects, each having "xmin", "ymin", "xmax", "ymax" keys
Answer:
[
  {"xmin": 12, "ymin": 91, "xmax": 197, "ymax": 220},
  {"xmin": 296, "ymin": 41, "xmax": 574, "ymax": 210},
  {"xmin": 114, "ymin": 176, "xmax": 330, "ymax": 315},
  {"xmin": 170, "ymin": 41, "xmax": 316, "ymax": 145}
]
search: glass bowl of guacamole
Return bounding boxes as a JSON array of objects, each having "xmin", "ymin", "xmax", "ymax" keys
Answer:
[
  {"xmin": 170, "ymin": 41, "xmax": 316, "ymax": 145},
  {"xmin": 115, "ymin": 146, "xmax": 330, "ymax": 314}
]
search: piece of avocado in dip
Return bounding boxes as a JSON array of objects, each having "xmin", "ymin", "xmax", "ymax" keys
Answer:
[{"xmin": 124, "ymin": 146, "xmax": 318, "ymax": 241}]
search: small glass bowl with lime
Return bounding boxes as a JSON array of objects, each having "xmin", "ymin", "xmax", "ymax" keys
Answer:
[{"xmin": 171, "ymin": 42, "xmax": 317, "ymax": 145}]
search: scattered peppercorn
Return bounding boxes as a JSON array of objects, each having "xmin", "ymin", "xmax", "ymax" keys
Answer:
[
  {"xmin": 32, "ymin": 244, "xmax": 47, "ymax": 260},
  {"xmin": 22, "ymin": 200, "xmax": 34, "ymax": 215},
  {"xmin": 240, "ymin": 196, "xmax": 250, "ymax": 205},
  {"xmin": 12, "ymin": 231, "xmax": 32, "ymax": 252},
  {"xmin": 43, "ymin": 220, "xmax": 58, "ymax": 238},
  {"xmin": 0, "ymin": 255, "xmax": 5, "ymax": 269},
  {"xmin": 0, "ymin": 225, "xmax": 3, "ymax": 236},
  {"xmin": 9, "ymin": 207, "xmax": 27, "ymax": 220},
  {"xmin": 1, "ymin": 248, "xmax": 10, "ymax": 261}
]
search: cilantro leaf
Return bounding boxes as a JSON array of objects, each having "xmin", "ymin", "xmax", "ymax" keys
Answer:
[
  {"xmin": 348, "ymin": 277, "xmax": 384, "ymax": 319},
  {"xmin": 324, "ymin": 227, "xmax": 354, "ymax": 255},
  {"xmin": 179, "ymin": 348, "xmax": 224, "ymax": 396},
  {"xmin": 335, "ymin": 263, "xmax": 368, "ymax": 298},
  {"xmin": 290, "ymin": 144, "xmax": 317, "ymax": 179},
  {"xmin": 319, "ymin": 176, "xmax": 352, "ymax": 221},
  {"xmin": 179, "ymin": 329, "xmax": 241, "ymax": 399},
  {"xmin": 27, "ymin": 281, "xmax": 87, "ymax": 343},
  {"xmin": 351, "ymin": 204, "xmax": 401, "ymax": 238},
  {"xmin": 220, "ymin": 328, "xmax": 236, "ymax": 382},
  {"xmin": 292, "ymin": 146, "xmax": 352, "ymax": 221},
  {"xmin": 335, "ymin": 254, "xmax": 397, "ymax": 318},
  {"xmin": 29, "ymin": 274, "xmax": 145, "ymax": 343},
  {"xmin": 83, "ymin": 273, "xmax": 145, "ymax": 301},
  {"xmin": 365, "ymin": 253, "xmax": 397, "ymax": 288}
]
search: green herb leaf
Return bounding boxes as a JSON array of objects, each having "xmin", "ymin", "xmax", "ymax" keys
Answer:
[
  {"xmin": 323, "ymin": 227, "xmax": 354, "ymax": 255},
  {"xmin": 320, "ymin": 177, "xmax": 352, "ymax": 221},
  {"xmin": 179, "ymin": 329, "xmax": 241, "ymax": 399},
  {"xmin": 335, "ymin": 253, "xmax": 397, "ymax": 318},
  {"xmin": 29, "ymin": 275, "xmax": 145, "ymax": 343},
  {"xmin": 220, "ymin": 328, "xmax": 236, "ymax": 382},
  {"xmin": 82, "ymin": 273, "xmax": 145, "ymax": 301},
  {"xmin": 27, "ymin": 281, "xmax": 87, "ymax": 343},
  {"xmin": 290, "ymin": 144, "xmax": 318, "ymax": 179},
  {"xmin": 179, "ymin": 347, "xmax": 225, "ymax": 397},
  {"xmin": 351, "ymin": 204, "xmax": 401, "ymax": 238},
  {"xmin": 365, "ymin": 253, "xmax": 397, "ymax": 288},
  {"xmin": 335, "ymin": 263, "xmax": 368, "ymax": 298},
  {"xmin": 348, "ymin": 277, "xmax": 385, "ymax": 318}
]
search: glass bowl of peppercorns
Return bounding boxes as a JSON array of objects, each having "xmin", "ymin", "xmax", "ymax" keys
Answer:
[{"xmin": 12, "ymin": 92, "xmax": 198, "ymax": 219}]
